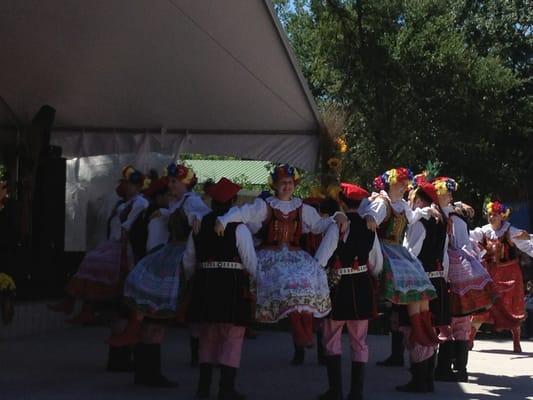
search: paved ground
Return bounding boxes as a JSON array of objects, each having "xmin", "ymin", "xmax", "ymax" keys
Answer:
[{"xmin": 1, "ymin": 327, "xmax": 532, "ymax": 399}]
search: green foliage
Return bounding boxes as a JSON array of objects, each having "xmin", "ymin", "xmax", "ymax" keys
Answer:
[{"xmin": 273, "ymin": 0, "xmax": 532, "ymax": 216}]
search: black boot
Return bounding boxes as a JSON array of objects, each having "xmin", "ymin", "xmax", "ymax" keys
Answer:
[
  {"xmin": 426, "ymin": 351, "xmax": 436, "ymax": 392},
  {"xmin": 376, "ymin": 331, "xmax": 404, "ymax": 367},
  {"xmin": 191, "ymin": 337, "xmax": 199, "ymax": 367},
  {"xmin": 395, "ymin": 359, "xmax": 429, "ymax": 393},
  {"xmin": 196, "ymin": 363, "xmax": 213, "ymax": 398},
  {"xmin": 346, "ymin": 362, "xmax": 364, "ymax": 400},
  {"xmin": 135, "ymin": 343, "xmax": 178, "ymax": 387},
  {"xmin": 291, "ymin": 344, "xmax": 305, "ymax": 366},
  {"xmin": 318, "ymin": 355, "xmax": 342, "ymax": 400},
  {"xmin": 434, "ymin": 341, "xmax": 455, "ymax": 381},
  {"xmin": 107, "ymin": 345, "xmax": 134, "ymax": 372},
  {"xmin": 453, "ymin": 341, "xmax": 469, "ymax": 382},
  {"xmin": 317, "ymin": 331, "xmax": 327, "ymax": 365},
  {"xmin": 218, "ymin": 365, "xmax": 245, "ymax": 400}
]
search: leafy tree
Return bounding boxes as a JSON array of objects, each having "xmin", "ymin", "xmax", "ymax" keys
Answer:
[{"xmin": 273, "ymin": 0, "xmax": 532, "ymax": 219}]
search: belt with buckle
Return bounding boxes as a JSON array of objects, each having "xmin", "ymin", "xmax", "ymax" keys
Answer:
[
  {"xmin": 427, "ymin": 271, "xmax": 445, "ymax": 279},
  {"xmin": 201, "ymin": 261, "xmax": 243, "ymax": 270},
  {"xmin": 338, "ymin": 265, "xmax": 368, "ymax": 275}
]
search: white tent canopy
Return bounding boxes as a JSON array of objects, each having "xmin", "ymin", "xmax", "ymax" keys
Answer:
[{"xmin": 0, "ymin": 0, "xmax": 321, "ymax": 170}]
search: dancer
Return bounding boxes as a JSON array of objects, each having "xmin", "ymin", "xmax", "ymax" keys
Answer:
[
  {"xmin": 214, "ymin": 164, "xmax": 347, "ymax": 365},
  {"xmin": 319, "ymin": 183, "xmax": 382, "ymax": 400},
  {"xmin": 109, "ymin": 163, "xmax": 209, "ymax": 385},
  {"xmin": 364, "ymin": 168, "xmax": 438, "ymax": 347},
  {"xmin": 470, "ymin": 200, "xmax": 533, "ymax": 353},
  {"xmin": 184, "ymin": 177, "xmax": 256, "ymax": 400},
  {"xmin": 396, "ymin": 179, "xmax": 449, "ymax": 393},
  {"xmin": 433, "ymin": 177, "xmax": 494, "ymax": 382}
]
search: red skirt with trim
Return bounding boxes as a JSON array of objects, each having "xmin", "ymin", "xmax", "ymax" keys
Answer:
[{"xmin": 472, "ymin": 260, "xmax": 525, "ymax": 330}]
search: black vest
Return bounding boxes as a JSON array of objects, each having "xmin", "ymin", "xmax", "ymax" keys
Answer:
[
  {"xmin": 418, "ymin": 218, "xmax": 447, "ymax": 272},
  {"xmin": 194, "ymin": 212, "xmax": 241, "ymax": 263},
  {"xmin": 336, "ymin": 213, "xmax": 375, "ymax": 267}
]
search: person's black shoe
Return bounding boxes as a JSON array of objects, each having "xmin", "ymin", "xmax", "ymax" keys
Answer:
[{"xmin": 291, "ymin": 345, "xmax": 305, "ymax": 365}]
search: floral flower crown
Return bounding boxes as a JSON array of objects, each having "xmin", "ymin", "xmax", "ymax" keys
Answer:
[
  {"xmin": 164, "ymin": 163, "xmax": 197, "ymax": 189},
  {"xmin": 373, "ymin": 167, "xmax": 413, "ymax": 191},
  {"xmin": 432, "ymin": 177, "xmax": 458, "ymax": 196},
  {"xmin": 121, "ymin": 165, "xmax": 145, "ymax": 186},
  {"xmin": 485, "ymin": 200, "xmax": 511, "ymax": 220},
  {"xmin": 268, "ymin": 164, "xmax": 301, "ymax": 188}
]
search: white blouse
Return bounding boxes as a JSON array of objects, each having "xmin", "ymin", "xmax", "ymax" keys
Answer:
[
  {"xmin": 146, "ymin": 209, "xmax": 170, "ymax": 252},
  {"xmin": 166, "ymin": 192, "xmax": 211, "ymax": 227},
  {"xmin": 470, "ymin": 222, "xmax": 533, "ymax": 257},
  {"xmin": 361, "ymin": 191, "xmax": 432, "ymax": 226},
  {"xmin": 217, "ymin": 196, "xmax": 341, "ymax": 267},
  {"xmin": 108, "ymin": 195, "xmax": 149, "ymax": 241},
  {"xmin": 442, "ymin": 205, "xmax": 472, "ymax": 252}
]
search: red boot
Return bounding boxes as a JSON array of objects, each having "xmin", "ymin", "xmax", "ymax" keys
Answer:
[
  {"xmin": 66, "ymin": 302, "xmax": 96, "ymax": 325},
  {"xmin": 421, "ymin": 311, "xmax": 441, "ymax": 346},
  {"xmin": 409, "ymin": 313, "xmax": 432, "ymax": 346},
  {"xmin": 48, "ymin": 297, "xmax": 75, "ymax": 315},
  {"xmin": 107, "ymin": 316, "xmax": 141, "ymax": 347},
  {"xmin": 409, "ymin": 313, "xmax": 439, "ymax": 346}
]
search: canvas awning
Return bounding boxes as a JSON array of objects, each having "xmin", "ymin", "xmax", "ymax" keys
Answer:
[{"xmin": 0, "ymin": 0, "xmax": 321, "ymax": 170}]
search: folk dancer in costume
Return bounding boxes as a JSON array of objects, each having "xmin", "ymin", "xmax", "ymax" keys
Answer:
[
  {"xmin": 51, "ymin": 166, "xmax": 148, "ymax": 371},
  {"xmin": 433, "ymin": 177, "xmax": 494, "ymax": 382},
  {"xmin": 470, "ymin": 200, "xmax": 533, "ymax": 353},
  {"xmin": 396, "ymin": 179, "xmax": 450, "ymax": 393},
  {"xmin": 108, "ymin": 163, "xmax": 209, "ymax": 386},
  {"xmin": 214, "ymin": 164, "xmax": 348, "ymax": 365},
  {"xmin": 302, "ymin": 193, "xmax": 341, "ymax": 366},
  {"xmin": 183, "ymin": 178, "xmax": 257, "ymax": 400},
  {"xmin": 364, "ymin": 168, "xmax": 439, "ymax": 348},
  {"xmin": 318, "ymin": 183, "xmax": 383, "ymax": 400}
]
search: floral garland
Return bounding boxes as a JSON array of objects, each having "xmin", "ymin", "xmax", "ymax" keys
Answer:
[
  {"xmin": 268, "ymin": 164, "xmax": 301, "ymax": 188},
  {"xmin": 164, "ymin": 163, "xmax": 197, "ymax": 188},
  {"xmin": 373, "ymin": 167, "xmax": 413, "ymax": 191},
  {"xmin": 485, "ymin": 200, "xmax": 511, "ymax": 220},
  {"xmin": 432, "ymin": 177, "xmax": 458, "ymax": 195},
  {"xmin": 121, "ymin": 165, "xmax": 145, "ymax": 185}
]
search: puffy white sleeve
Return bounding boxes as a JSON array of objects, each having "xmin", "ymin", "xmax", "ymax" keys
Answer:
[
  {"xmin": 302, "ymin": 203, "xmax": 337, "ymax": 235},
  {"xmin": 182, "ymin": 232, "xmax": 197, "ymax": 281},
  {"xmin": 183, "ymin": 194, "xmax": 211, "ymax": 226},
  {"xmin": 121, "ymin": 196, "xmax": 148, "ymax": 231},
  {"xmin": 450, "ymin": 215, "xmax": 472, "ymax": 251},
  {"xmin": 469, "ymin": 227, "xmax": 485, "ymax": 243},
  {"xmin": 509, "ymin": 226, "xmax": 533, "ymax": 257},
  {"xmin": 360, "ymin": 197, "xmax": 388, "ymax": 225},
  {"xmin": 218, "ymin": 198, "xmax": 268, "ymax": 229},
  {"xmin": 404, "ymin": 220, "xmax": 426, "ymax": 258},
  {"xmin": 235, "ymin": 224, "xmax": 258, "ymax": 277},
  {"xmin": 314, "ymin": 222, "xmax": 339, "ymax": 267},
  {"xmin": 404, "ymin": 203, "xmax": 432, "ymax": 224},
  {"xmin": 368, "ymin": 234, "xmax": 383, "ymax": 277}
]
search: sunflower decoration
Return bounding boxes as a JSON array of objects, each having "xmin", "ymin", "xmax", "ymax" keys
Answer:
[
  {"xmin": 327, "ymin": 157, "xmax": 342, "ymax": 173},
  {"xmin": 336, "ymin": 136, "xmax": 348, "ymax": 153},
  {"xmin": 0, "ymin": 273, "xmax": 16, "ymax": 325}
]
